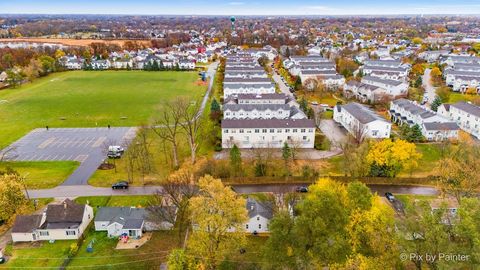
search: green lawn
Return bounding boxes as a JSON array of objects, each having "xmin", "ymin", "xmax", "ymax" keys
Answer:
[
  {"xmin": 448, "ymin": 92, "xmax": 477, "ymax": 103},
  {"xmin": 74, "ymin": 195, "xmax": 154, "ymax": 213},
  {"xmin": 0, "ymin": 70, "xmax": 206, "ymax": 149},
  {"xmin": 0, "ymin": 161, "xmax": 79, "ymax": 189},
  {"xmin": 1, "ymin": 240, "xmax": 76, "ymax": 269},
  {"xmin": 67, "ymin": 231, "xmax": 180, "ymax": 270}
]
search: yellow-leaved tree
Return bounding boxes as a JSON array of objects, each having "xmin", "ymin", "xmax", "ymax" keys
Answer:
[
  {"xmin": 366, "ymin": 139, "xmax": 422, "ymax": 177},
  {"xmin": 0, "ymin": 174, "xmax": 29, "ymax": 224},
  {"xmin": 187, "ymin": 175, "xmax": 248, "ymax": 270}
]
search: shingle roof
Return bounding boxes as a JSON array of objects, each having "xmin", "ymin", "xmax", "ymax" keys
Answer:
[
  {"xmin": 45, "ymin": 199, "xmax": 85, "ymax": 224},
  {"xmin": 221, "ymin": 119, "xmax": 315, "ymax": 129},
  {"xmin": 246, "ymin": 198, "xmax": 273, "ymax": 220},
  {"xmin": 451, "ymin": 102, "xmax": 480, "ymax": 118},
  {"xmin": 423, "ymin": 122, "xmax": 459, "ymax": 131},
  {"xmin": 363, "ymin": 75, "xmax": 404, "ymax": 87},
  {"xmin": 12, "ymin": 215, "xmax": 43, "ymax": 233},
  {"xmin": 340, "ymin": 102, "xmax": 388, "ymax": 124},
  {"xmin": 223, "ymin": 104, "xmax": 290, "ymax": 112}
]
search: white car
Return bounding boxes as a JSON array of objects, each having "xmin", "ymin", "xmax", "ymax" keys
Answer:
[{"xmin": 310, "ymin": 101, "xmax": 319, "ymax": 105}]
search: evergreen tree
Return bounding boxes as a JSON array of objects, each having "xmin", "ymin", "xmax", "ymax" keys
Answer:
[
  {"xmin": 431, "ymin": 96, "xmax": 442, "ymax": 112},
  {"xmin": 299, "ymin": 97, "xmax": 308, "ymax": 113},
  {"xmin": 282, "ymin": 142, "xmax": 292, "ymax": 174},
  {"xmin": 229, "ymin": 144, "xmax": 242, "ymax": 177},
  {"xmin": 152, "ymin": 60, "xmax": 160, "ymax": 71},
  {"xmin": 209, "ymin": 98, "xmax": 222, "ymax": 121}
]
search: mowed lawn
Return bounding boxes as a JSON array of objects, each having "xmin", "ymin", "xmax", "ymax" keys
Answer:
[
  {"xmin": 0, "ymin": 161, "xmax": 79, "ymax": 188},
  {"xmin": 0, "ymin": 71, "xmax": 206, "ymax": 149}
]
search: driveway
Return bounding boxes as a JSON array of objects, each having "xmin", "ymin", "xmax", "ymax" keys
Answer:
[
  {"xmin": 318, "ymin": 119, "xmax": 347, "ymax": 147},
  {"xmin": 422, "ymin": 68, "xmax": 437, "ymax": 106},
  {"xmin": 271, "ymin": 70, "xmax": 295, "ymax": 100}
]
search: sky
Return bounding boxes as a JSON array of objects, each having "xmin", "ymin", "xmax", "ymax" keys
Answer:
[{"xmin": 2, "ymin": 0, "xmax": 480, "ymax": 16}]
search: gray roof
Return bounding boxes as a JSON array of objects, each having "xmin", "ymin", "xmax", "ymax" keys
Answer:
[
  {"xmin": 363, "ymin": 76, "xmax": 404, "ymax": 86},
  {"xmin": 95, "ymin": 207, "xmax": 146, "ymax": 224},
  {"xmin": 224, "ymin": 83, "xmax": 275, "ymax": 89},
  {"xmin": 45, "ymin": 199, "xmax": 85, "ymax": 225},
  {"xmin": 12, "ymin": 215, "xmax": 43, "ymax": 233},
  {"xmin": 423, "ymin": 122, "xmax": 459, "ymax": 131},
  {"xmin": 123, "ymin": 219, "xmax": 144, "ymax": 229},
  {"xmin": 222, "ymin": 119, "xmax": 315, "ymax": 129},
  {"xmin": 340, "ymin": 102, "xmax": 388, "ymax": 124},
  {"xmin": 223, "ymin": 104, "xmax": 290, "ymax": 112},
  {"xmin": 223, "ymin": 77, "xmax": 272, "ymax": 84},
  {"xmin": 451, "ymin": 102, "xmax": 480, "ymax": 117},
  {"xmin": 364, "ymin": 60, "xmax": 402, "ymax": 67},
  {"xmin": 392, "ymin": 99, "xmax": 436, "ymax": 119},
  {"xmin": 246, "ymin": 198, "xmax": 273, "ymax": 219},
  {"xmin": 236, "ymin": 93, "xmax": 287, "ymax": 100}
]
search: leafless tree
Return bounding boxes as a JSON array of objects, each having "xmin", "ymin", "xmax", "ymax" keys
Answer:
[
  {"xmin": 288, "ymin": 138, "xmax": 303, "ymax": 161},
  {"xmin": 152, "ymin": 100, "xmax": 183, "ymax": 169},
  {"xmin": 351, "ymin": 123, "xmax": 368, "ymax": 145},
  {"xmin": 149, "ymin": 169, "xmax": 198, "ymax": 245},
  {"xmin": 178, "ymin": 97, "xmax": 203, "ymax": 164}
]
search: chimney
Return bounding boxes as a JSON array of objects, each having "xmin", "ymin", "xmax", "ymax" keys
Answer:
[{"xmin": 63, "ymin": 201, "xmax": 67, "ymax": 209}]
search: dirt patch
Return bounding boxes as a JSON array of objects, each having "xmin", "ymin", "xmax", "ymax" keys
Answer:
[{"xmin": 98, "ymin": 163, "xmax": 115, "ymax": 170}]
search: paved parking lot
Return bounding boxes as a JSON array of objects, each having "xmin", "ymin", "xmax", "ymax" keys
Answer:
[{"xmin": 1, "ymin": 127, "xmax": 137, "ymax": 185}]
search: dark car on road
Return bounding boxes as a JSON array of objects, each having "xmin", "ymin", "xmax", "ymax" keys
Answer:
[
  {"xmin": 385, "ymin": 192, "xmax": 395, "ymax": 202},
  {"xmin": 112, "ymin": 181, "xmax": 129, "ymax": 190},
  {"xmin": 296, "ymin": 186, "xmax": 308, "ymax": 193}
]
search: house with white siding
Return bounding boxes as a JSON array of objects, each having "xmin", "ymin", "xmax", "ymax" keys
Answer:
[
  {"xmin": 11, "ymin": 199, "xmax": 93, "ymax": 242},
  {"xmin": 333, "ymin": 102, "xmax": 391, "ymax": 139},
  {"xmin": 389, "ymin": 99, "xmax": 459, "ymax": 141},
  {"xmin": 222, "ymin": 119, "xmax": 316, "ymax": 148},
  {"xmin": 223, "ymin": 83, "xmax": 276, "ymax": 98},
  {"xmin": 438, "ymin": 102, "xmax": 480, "ymax": 138},
  {"xmin": 244, "ymin": 198, "xmax": 272, "ymax": 234}
]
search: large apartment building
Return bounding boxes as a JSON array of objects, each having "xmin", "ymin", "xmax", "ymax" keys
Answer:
[
  {"xmin": 438, "ymin": 101, "xmax": 480, "ymax": 139},
  {"xmin": 389, "ymin": 99, "xmax": 459, "ymax": 141}
]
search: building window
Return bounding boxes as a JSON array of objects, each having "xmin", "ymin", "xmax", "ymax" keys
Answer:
[
  {"xmin": 259, "ymin": 224, "xmax": 262, "ymax": 229},
  {"xmin": 303, "ymin": 136, "xmax": 307, "ymax": 140},
  {"xmin": 257, "ymin": 217, "xmax": 260, "ymax": 221},
  {"xmin": 301, "ymin": 129, "xmax": 306, "ymax": 133},
  {"xmin": 240, "ymin": 129, "xmax": 244, "ymax": 133},
  {"xmin": 39, "ymin": 231, "xmax": 49, "ymax": 236},
  {"xmin": 262, "ymin": 129, "xmax": 267, "ymax": 133},
  {"xmin": 66, "ymin": 230, "xmax": 76, "ymax": 236},
  {"xmin": 246, "ymin": 224, "xmax": 249, "ymax": 229},
  {"xmin": 255, "ymin": 129, "xmax": 259, "ymax": 133},
  {"xmin": 270, "ymin": 129, "xmax": 274, "ymax": 133},
  {"xmin": 277, "ymin": 129, "xmax": 282, "ymax": 133},
  {"xmin": 224, "ymin": 129, "xmax": 229, "ymax": 133},
  {"xmin": 293, "ymin": 129, "xmax": 297, "ymax": 133}
]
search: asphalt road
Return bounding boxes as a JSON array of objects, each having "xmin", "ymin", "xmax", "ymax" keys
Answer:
[
  {"xmin": 271, "ymin": 69, "xmax": 295, "ymax": 99},
  {"xmin": 422, "ymin": 68, "xmax": 437, "ymax": 106},
  {"xmin": 27, "ymin": 183, "xmax": 439, "ymax": 199}
]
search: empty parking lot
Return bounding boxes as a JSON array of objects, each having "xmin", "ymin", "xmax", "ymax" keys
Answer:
[{"xmin": 1, "ymin": 127, "xmax": 137, "ymax": 185}]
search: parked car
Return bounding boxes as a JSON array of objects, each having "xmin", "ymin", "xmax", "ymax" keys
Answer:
[
  {"xmin": 0, "ymin": 249, "xmax": 5, "ymax": 264},
  {"xmin": 385, "ymin": 192, "xmax": 395, "ymax": 202},
  {"xmin": 107, "ymin": 145, "xmax": 124, "ymax": 158},
  {"xmin": 310, "ymin": 101, "xmax": 319, "ymax": 105},
  {"xmin": 320, "ymin": 104, "xmax": 329, "ymax": 108},
  {"xmin": 112, "ymin": 181, "xmax": 129, "ymax": 190},
  {"xmin": 296, "ymin": 186, "xmax": 308, "ymax": 193}
]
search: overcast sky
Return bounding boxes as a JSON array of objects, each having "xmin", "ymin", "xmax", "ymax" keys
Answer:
[{"xmin": 2, "ymin": 0, "xmax": 480, "ymax": 15}]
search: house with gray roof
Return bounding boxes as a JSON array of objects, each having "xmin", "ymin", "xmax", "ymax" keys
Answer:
[
  {"xmin": 11, "ymin": 199, "xmax": 93, "ymax": 242},
  {"xmin": 390, "ymin": 99, "xmax": 459, "ymax": 141},
  {"xmin": 245, "ymin": 198, "xmax": 273, "ymax": 234},
  {"xmin": 438, "ymin": 101, "xmax": 480, "ymax": 138},
  {"xmin": 94, "ymin": 206, "xmax": 176, "ymax": 239},
  {"xmin": 333, "ymin": 102, "xmax": 391, "ymax": 139}
]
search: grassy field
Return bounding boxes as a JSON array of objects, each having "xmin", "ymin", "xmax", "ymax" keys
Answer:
[
  {"xmin": 75, "ymin": 195, "xmax": 154, "ymax": 209},
  {"xmin": 67, "ymin": 231, "xmax": 179, "ymax": 270},
  {"xmin": 0, "ymin": 161, "xmax": 79, "ymax": 188},
  {"xmin": 448, "ymin": 92, "xmax": 478, "ymax": 103},
  {"xmin": 1, "ymin": 240, "xmax": 76, "ymax": 269},
  {"xmin": 0, "ymin": 70, "xmax": 206, "ymax": 149}
]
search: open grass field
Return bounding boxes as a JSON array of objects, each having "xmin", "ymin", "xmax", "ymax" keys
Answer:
[
  {"xmin": 0, "ymin": 161, "xmax": 79, "ymax": 189},
  {"xmin": 1, "ymin": 240, "xmax": 76, "ymax": 269},
  {"xmin": 67, "ymin": 231, "xmax": 180, "ymax": 270},
  {"xmin": 0, "ymin": 70, "xmax": 206, "ymax": 149}
]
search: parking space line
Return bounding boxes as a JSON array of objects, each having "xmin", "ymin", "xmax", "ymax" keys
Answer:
[
  {"xmin": 92, "ymin": 136, "xmax": 106, "ymax": 148},
  {"xmin": 38, "ymin": 137, "xmax": 56, "ymax": 149}
]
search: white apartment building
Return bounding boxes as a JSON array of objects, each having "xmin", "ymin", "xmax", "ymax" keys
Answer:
[
  {"xmin": 438, "ymin": 102, "xmax": 480, "ymax": 139},
  {"xmin": 333, "ymin": 102, "xmax": 391, "ymax": 139},
  {"xmin": 389, "ymin": 99, "xmax": 459, "ymax": 141},
  {"xmin": 223, "ymin": 83, "xmax": 276, "ymax": 98},
  {"xmin": 221, "ymin": 119, "xmax": 316, "ymax": 148}
]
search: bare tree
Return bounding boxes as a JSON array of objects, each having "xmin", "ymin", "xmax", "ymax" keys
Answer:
[
  {"xmin": 135, "ymin": 126, "xmax": 154, "ymax": 185},
  {"xmin": 152, "ymin": 100, "xmax": 183, "ymax": 169},
  {"xmin": 149, "ymin": 169, "xmax": 198, "ymax": 245},
  {"xmin": 178, "ymin": 98, "xmax": 203, "ymax": 164}
]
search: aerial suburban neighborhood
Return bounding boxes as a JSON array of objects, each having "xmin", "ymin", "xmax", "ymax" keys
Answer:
[{"xmin": 0, "ymin": 1, "xmax": 480, "ymax": 269}]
